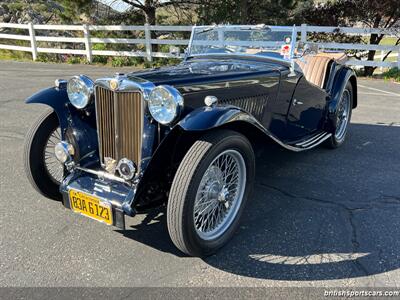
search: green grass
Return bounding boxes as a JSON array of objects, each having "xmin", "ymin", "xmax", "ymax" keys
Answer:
[
  {"xmin": 0, "ymin": 49, "xmax": 33, "ymax": 61},
  {"xmin": 374, "ymin": 54, "xmax": 398, "ymax": 63},
  {"xmin": 379, "ymin": 37, "xmax": 398, "ymax": 46},
  {"xmin": 358, "ymin": 36, "xmax": 399, "ymax": 63},
  {"xmin": 382, "ymin": 68, "xmax": 400, "ymax": 82},
  {"xmin": 362, "ymin": 36, "xmax": 398, "ymax": 45},
  {"xmin": 0, "ymin": 49, "xmax": 180, "ymax": 68}
]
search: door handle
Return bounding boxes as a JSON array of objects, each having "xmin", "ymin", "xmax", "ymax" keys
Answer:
[{"xmin": 293, "ymin": 99, "xmax": 303, "ymax": 106}]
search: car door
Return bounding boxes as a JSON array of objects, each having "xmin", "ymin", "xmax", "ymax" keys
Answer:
[{"xmin": 285, "ymin": 76, "xmax": 327, "ymax": 140}]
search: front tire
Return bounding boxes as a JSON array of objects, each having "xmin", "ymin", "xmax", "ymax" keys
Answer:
[
  {"xmin": 167, "ymin": 130, "xmax": 255, "ymax": 257},
  {"xmin": 24, "ymin": 109, "xmax": 63, "ymax": 200}
]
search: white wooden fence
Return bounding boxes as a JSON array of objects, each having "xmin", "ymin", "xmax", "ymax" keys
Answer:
[{"xmin": 0, "ymin": 22, "xmax": 399, "ymax": 68}]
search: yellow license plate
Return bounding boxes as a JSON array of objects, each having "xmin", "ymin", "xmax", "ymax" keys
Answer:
[{"xmin": 69, "ymin": 190, "xmax": 113, "ymax": 225}]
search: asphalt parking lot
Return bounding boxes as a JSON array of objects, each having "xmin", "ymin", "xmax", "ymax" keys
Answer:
[{"xmin": 0, "ymin": 61, "xmax": 399, "ymax": 288}]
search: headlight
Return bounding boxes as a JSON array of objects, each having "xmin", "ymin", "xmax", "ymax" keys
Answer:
[
  {"xmin": 67, "ymin": 75, "xmax": 94, "ymax": 109},
  {"xmin": 148, "ymin": 85, "xmax": 183, "ymax": 125}
]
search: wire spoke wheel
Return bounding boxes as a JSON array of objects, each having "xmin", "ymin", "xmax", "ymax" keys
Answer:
[
  {"xmin": 193, "ymin": 149, "xmax": 246, "ymax": 241},
  {"xmin": 335, "ymin": 89, "xmax": 351, "ymax": 141},
  {"xmin": 167, "ymin": 130, "xmax": 254, "ymax": 256},
  {"xmin": 25, "ymin": 110, "xmax": 63, "ymax": 200},
  {"xmin": 43, "ymin": 127, "xmax": 63, "ymax": 184}
]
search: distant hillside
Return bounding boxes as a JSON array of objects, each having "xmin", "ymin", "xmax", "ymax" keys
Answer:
[{"xmin": 0, "ymin": 0, "xmax": 119, "ymax": 25}]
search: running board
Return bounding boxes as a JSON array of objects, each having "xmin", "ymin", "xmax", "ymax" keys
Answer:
[
  {"xmin": 292, "ymin": 132, "xmax": 332, "ymax": 149},
  {"xmin": 238, "ymin": 116, "xmax": 332, "ymax": 152}
]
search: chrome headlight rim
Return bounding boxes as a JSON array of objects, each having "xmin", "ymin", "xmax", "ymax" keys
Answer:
[
  {"xmin": 54, "ymin": 141, "xmax": 75, "ymax": 164},
  {"xmin": 67, "ymin": 75, "xmax": 94, "ymax": 109},
  {"xmin": 148, "ymin": 85, "xmax": 184, "ymax": 125}
]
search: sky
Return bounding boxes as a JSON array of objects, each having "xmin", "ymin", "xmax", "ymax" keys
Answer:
[{"xmin": 99, "ymin": 0, "xmax": 131, "ymax": 12}]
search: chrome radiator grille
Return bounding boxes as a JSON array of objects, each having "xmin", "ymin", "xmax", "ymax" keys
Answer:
[{"xmin": 95, "ymin": 86, "xmax": 143, "ymax": 167}]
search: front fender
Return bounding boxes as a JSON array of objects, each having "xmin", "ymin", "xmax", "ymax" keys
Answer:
[
  {"xmin": 178, "ymin": 105, "xmax": 308, "ymax": 152},
  {"xmin": 326, "ymin": 67, "xmax": 357, "ymax": 133},
  {"xmin": 178, "ymin": 105, "xmax": 265, "ymax": 132},
  {"xmin": 26, "ymin": 86, "xmax": 99, "ymax": 167},
  {"xmin": 25, "ymin": 87, "xmax": 70, "ymax": 129},
  {"xmin": 133, "ymin": 106, "xmax": 266, "ymax": 209}
]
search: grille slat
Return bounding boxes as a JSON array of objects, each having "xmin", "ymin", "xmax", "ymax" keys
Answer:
[
  {"xmin": 220, "ymin": 93, "xmax": 268, "ymax": 121},
  {"xmin": 95, "ymin": 86, "xmax": 143, "ymax": 169}
]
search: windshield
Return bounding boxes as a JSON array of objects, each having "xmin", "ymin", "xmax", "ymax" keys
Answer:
[{"xmin": 188, "ymin": 25, "xmax": 297, "ymax": 61}]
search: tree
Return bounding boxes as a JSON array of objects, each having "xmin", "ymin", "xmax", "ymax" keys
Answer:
[
  {"xmin": 0, "ymin": 0, "xmax": 62, "ymax": 24},
  {"xmin": 114, "ymin": 0, "xmax": 194, "ymax": 52},
  {"xmin": 117, "ymin": 0, "xmax": 191, "ymax": 25},
  {"xmin": 197, "ymin": 0, "xmax": 312, "ymax": 25},
  {"xmin": 54, "ymin": 0, "xmax": 94, "ymax": 23},
  {"xmin": 301, "ymin": 0, "xmax": 400, "ymax": 75}
]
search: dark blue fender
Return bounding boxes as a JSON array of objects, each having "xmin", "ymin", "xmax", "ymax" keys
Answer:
[
  {"xmin": 134, "ymin": 105, "xmax": 270, "ymax": 208},
  {"xmin": 25, "ymin": 86, "xmax": 100, "ymax": 166},
  {"xmin": 325, "ymin": 67, "xmax": 357, "ymax": 133},
  {"xmin": 176, "ymin": 105, "xmax": 297, "ymax": 150},
  {"xmin": 177, "ymin": 104, "xmax": 340, "ymax": 153},
  {"xmin": 179, "ymin": 105, "xmax": 265, "ymax": 132},
  {"xmin": 25, "ymin": 87, "xmax": 70, "ymax": 129}
]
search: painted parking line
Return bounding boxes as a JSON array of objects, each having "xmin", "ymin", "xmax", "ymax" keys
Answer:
[
  {"xmin": 358, "ymin": 92, "xmax": 399, "ymax": 97},
  {"xmin": 358, "ymin": 84, "xmax": 400, "ymax": 97}
]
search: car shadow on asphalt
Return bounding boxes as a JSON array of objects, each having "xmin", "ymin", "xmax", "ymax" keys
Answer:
[
  {"xmin": 118, "ymin": 206, "xmax": 185, "ymax": 257},
  {"xmin": 118, "ymin": 123, "xmax": 400, "ymax": 280}
]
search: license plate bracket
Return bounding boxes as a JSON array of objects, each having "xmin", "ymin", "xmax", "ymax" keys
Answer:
[{"xmin": 69, "ymin": 189, "xmax": 113, "ymax": 225}]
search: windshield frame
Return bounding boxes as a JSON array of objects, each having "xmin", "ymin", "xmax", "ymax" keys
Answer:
[{"xmin": 186, "ymin": 24, "xmax": 298, "ymax": 65}]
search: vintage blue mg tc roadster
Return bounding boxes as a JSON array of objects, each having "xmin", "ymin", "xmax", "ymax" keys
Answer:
[{"xmin": 24, "ymin": 25, "xmax": 357, "ymax": 256}]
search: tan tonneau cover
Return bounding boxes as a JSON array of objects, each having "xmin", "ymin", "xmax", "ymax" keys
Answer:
[{"xmin": 295, "ymin": 52, "xmax": 348, "ymax": 88}]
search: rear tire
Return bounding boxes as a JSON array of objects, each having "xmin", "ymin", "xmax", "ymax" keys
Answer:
[
  {"xmin": 325, "ymin": 81, "xmax": 353, "ymax": 149},
  {"xmin": 24, "ymin": 109, "xmax": 63, "ymax": 200},
  {"xmin": 167, "ymin": 130, "xmax": 255, "ymax": 257}
]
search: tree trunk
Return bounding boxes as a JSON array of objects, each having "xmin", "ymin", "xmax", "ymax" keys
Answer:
[
  {"xmin": 144, "ymin": 7, "xmax": 156, "ymax": 24},
  {"xmin": 240, "ymin": 0, "xmax": 248, "ymax": 24},
  {"xmin": 364, "ymin": 32, "xmax": 384, "ymax": 76},
  {"xmin": 364, "ymin": 33, "xmax": 378, "ymax": 76},
  {"xmin": 144, "ymin": 5, "xmax": 158, "ymax": 52},
  {"xmin": 364, "ymin": 17, "xmax": 383, "ymax": 76}
]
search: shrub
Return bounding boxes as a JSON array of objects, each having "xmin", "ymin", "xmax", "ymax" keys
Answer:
[
  {"xmin": 66, "ymin": 56, "xmax": 83, "ymax": 64},
  {"xmin": 129, "ymin": 57, "xmax": 145, "ymax": 66},
  {"xmin": 91, "ymin": 44, "xmax": 108, "ymax": 64},
  {"xmin": 110, "ymin": 56, "xmax": 146, "ymax": 67},
  {"xmin": 110, "ymin": 56, "xmax": 128, "ymax": 67},
  {"xmin": 37, "ymin": 53, "xmax": 61, "ymax": 63},
  {"xmin": 382, "ymin": 68, "xmax": 400, "ymax": 82},
  {"xmin": 143, "ymin": 61, "xmax": 153, "ymax": 69},
  {"xmin": 92, "ymin": 43, "xmax": 107, "ymax": 51},
  {"xmin": 92, "ymin": 55, "xmax": 108, "ymax": 64}
]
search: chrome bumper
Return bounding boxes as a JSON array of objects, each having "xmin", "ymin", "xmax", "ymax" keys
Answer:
[{"xmin": 60, "ymin": 170, "xmax": 137, "ymax": 229}]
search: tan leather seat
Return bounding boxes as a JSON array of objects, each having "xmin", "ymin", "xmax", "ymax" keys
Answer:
[{"xmin": 295, "ymin": 53, "xmax": 347, "ymax": 89}]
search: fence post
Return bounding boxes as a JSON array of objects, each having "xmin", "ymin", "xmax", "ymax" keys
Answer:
[
  {"xmin": 300, "ymin": 24, "xmax": 307, "ymax": 42},
  {"xmin": 83, "ymin": 24, "xmax": 92, "ymax": 63},
  {"xmin": 397, "ymin": 50, "xmax": 400, "ymax": 69},
  {"xmin": 218, "ymin": 27, "xmax": 224, "ymax": 47},
  {"xmin": 28, "ymin": 22, "xmax": 37, "ymax": 61},
  {"xmin": 144, "ymin": 23, "xmax": 153, "ymax": 62}
]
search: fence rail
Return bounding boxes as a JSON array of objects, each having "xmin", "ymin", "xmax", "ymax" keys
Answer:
[{"xmin": 0, "ymin": 22, "xmax": 399, "ymax": 68}]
